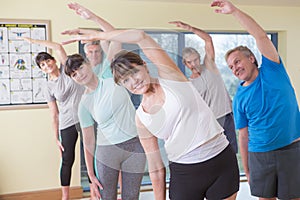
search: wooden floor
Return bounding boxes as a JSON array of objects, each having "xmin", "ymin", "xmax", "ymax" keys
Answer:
[{"xmin": 77, "ymin": 182, "xmax": 256, "ymax": 200}]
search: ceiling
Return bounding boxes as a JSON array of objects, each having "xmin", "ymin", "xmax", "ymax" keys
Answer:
[{"xmin": 131, "ymin": 0, "xmax": 300, "ymax": 7}]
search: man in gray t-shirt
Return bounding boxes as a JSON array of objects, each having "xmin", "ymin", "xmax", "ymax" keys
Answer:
[{"xmin": 170, "ymin": 21, "xmax": 237, "ymax": 153}]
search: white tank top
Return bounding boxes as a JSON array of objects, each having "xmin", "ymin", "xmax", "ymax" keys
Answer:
[{"xmin": 136, "ymin": 78, "xmax": 226, "ymax": 162}]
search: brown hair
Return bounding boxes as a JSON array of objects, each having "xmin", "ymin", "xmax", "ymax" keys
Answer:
[
  {"xmin": 64, "ymin": 54, "xmax": 89, "ymax": 77},
  {"xmin": 110, "ymin": 50, "xmax": 144, "ymax": 84},
  {"xmin": 35, "ymin": 52, "xmax": 55, "ymax": 68}
]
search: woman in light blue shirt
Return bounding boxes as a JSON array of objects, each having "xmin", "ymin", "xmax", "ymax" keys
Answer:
[{"xmin": 65, "ymin": 54, "xmax": 146, "ymax": 200}]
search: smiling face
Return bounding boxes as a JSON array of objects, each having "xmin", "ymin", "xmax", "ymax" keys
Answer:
[
  {"xmin": 38, "ymin": 59, "xmax": 58, "ymax": 74},
  {"xmin": 65, "ymin": 53, "xmax": 96, "ymax": 86},
  {"xmin": 111, "ymin": 50, "xmax": 152, "ymax": 94},
  {"xmin": 70, "ymin": 63, "xmax": 94, "ymax": 86},
  {"xmin": 226, "ymin": 50, "xmax": 259, "ymax": 86},
  {"xmin": 85, "ymin": 43, "xmax": 102, "ymax": 67},
  {"xmin": 35, "ymin": 52, "xmax": 59, "ymax": 75},
  {"xmin": 119, "ymin": 64, "xmax": 151, "ymax": 95}
]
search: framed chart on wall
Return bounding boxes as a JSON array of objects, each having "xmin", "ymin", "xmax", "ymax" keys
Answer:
[{"xmin": 0, "ymin": 19, "xmax": 50, "ymax": 110}]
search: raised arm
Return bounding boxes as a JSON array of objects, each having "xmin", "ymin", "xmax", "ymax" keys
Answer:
[
  {"xmin": 22, "ymin": 37, "xmax": 67, "ymax": 65},
  {"xmin": 211, "ymin": 0, "xmax": 279, "ymax": 63},
  {"xmin": 62, "ymin": 29, "xmax": 187, "ymax": 81},
  {"xmin": 68, "ymin": 2, "xmax": 121, "ymax": 61},
  {"xmin": 68, "ymin": 2, "xmax": 114, "ymax": 32},
  {"xmin": 169, "ymin": 21, "xmax": 218, "ymax": 73},
  {"xmin": 136, "ymin": 116, "xmax": 166, "ymax": 200}
]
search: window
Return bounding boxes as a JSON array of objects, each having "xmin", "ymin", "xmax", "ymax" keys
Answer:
[
  {"xmin": 144, "ymin": 31, "xmax": 277, "ymax": 180},
  {"xmin": 79, "ymin": 30, "xmax": 278, "ymax": 190},
  {"xmin": 147, "ymin": 31, "xmax": 277, "ymax": 98}
]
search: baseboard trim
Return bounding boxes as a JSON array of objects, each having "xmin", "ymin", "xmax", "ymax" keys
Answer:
[{"xmin": 0, "ymin": 186, "xmax": 83, "ymax": 200}]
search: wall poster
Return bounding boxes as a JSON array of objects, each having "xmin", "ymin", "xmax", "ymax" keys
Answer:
[{"xmin": 0, "ymin": 19, "xmax": 50, "ymax": 110}]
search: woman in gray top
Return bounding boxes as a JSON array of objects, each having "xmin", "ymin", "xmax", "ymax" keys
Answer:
[{"xmin": 22, "ymin": 37, "xmax": 84, "ymax": 200}]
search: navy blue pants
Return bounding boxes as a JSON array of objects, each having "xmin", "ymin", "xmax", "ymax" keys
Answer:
[{"xmin": 217, "ymin": 112, "xmax": 238, "ymax": 153}]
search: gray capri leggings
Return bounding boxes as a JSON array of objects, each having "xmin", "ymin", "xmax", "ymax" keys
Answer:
[{"xmin": 95, "ymin": 137, "xmax": 146, "ymax": 200}]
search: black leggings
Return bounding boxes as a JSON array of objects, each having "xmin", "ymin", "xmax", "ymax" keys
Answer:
[{"xmin": 60, "ymin": 125, "xmax": 79, "ymax": 186}]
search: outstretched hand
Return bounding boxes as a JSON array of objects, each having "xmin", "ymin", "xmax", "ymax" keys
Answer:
[
  {"xmin": 169, "ymin": 21, "xmax": 192, "ymax": 31},
  {"xmin": 211, "ymin": 0, "xmax": 236, "ymax": 14},
  {"xmin": 68, "ymin": 2, "xmax": 95, "ymax": 20},
  {"xmin": 61, "ymin": 29, "xmax": 101, "ymax": 45}
]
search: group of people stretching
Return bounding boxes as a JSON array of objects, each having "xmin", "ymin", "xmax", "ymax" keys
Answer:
[{"xmin": 23, "ymin": 0, "xmax": 300, "ymax": 199}]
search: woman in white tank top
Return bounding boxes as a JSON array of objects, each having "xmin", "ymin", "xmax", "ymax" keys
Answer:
[{"xmin": 62, "ymin": 26, "xmax": 239, "ymax": 200}]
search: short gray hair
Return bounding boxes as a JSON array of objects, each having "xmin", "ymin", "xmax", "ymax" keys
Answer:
[
  {"xmin": 182, "ymin": 47, "xmax": 200, "ymax": 63},
  {"xmin": 225, "ymin": 45, "xmax": 258, "ymax": 67}
]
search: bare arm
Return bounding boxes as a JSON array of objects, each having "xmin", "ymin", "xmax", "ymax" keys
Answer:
[
  {"xmin": 82, "ymin": 126, "xmax": 103, "ymax": 199},
  {"xmin": 211, "ymin": 0, "xmax": 279, "ymax": 63},
  {"xmin": 136, "ymin": 116, "xmax": 166, "ymax": 200},
  {"xmin": 68, "ymin": 2, "xmax": 113, "ymax": 32},
  {"xmin": 47, "ymin": 101, "xmax": 64, "ymax": 152},
  {"xmin": 68, "ymin": 2, "xmax": 121, "ymax": 61},
  {"xmin": 62, "ymin": 29, "xmax": 187, "ymax": 81},
  {"xmin": 100, "ymin": 40, "xmax": 110, "ymax": 58},
  {"xmin": 22, "ymin": 37, "xmax": 67, "ymax": 65},
  {"xmin": 238, "ymin": 127, "xmax": 250, "ymax": 182},
  {"xmin": 169, "ymin": 21, "xmax": 219, "ymax": 73}
]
